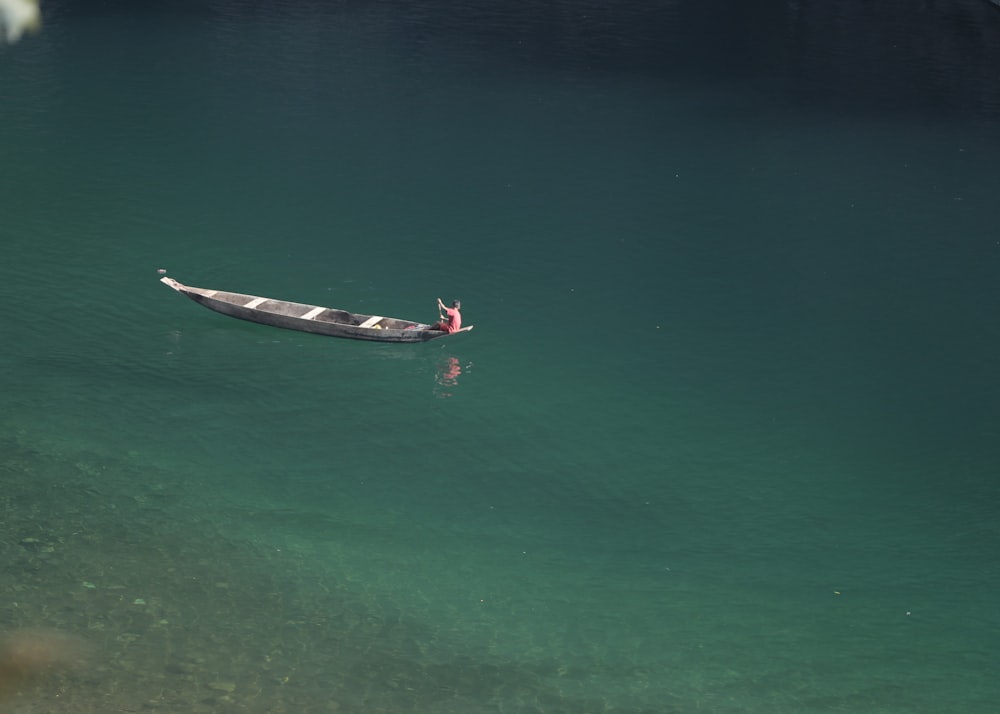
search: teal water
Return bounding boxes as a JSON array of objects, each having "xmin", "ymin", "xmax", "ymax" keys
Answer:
[{"xmin": 3, "ymin": 2, "xmax": 1000, "ymax": 712}]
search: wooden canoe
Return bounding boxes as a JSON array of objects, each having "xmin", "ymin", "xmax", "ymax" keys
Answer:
[{"xmin": 160, "ymin": 276, "xmax": 473, "ymax": 343}]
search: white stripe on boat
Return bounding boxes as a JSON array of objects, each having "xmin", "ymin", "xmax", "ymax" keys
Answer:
[
  {"xmin": 301, "ymin": 306, "xmax": 324, "ymax": 320},
  {"xmin": 245, "ymin": 297, "xmax": 267, "ymax": 309},
  {"xmin": 358, "ymin": 315, "xmax": 384, "ymax": 328}
]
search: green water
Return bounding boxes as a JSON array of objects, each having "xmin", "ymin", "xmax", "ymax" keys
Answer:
[{"xmin": 2, "ymin": 2, "xmax": 1000, "ymax": 712}]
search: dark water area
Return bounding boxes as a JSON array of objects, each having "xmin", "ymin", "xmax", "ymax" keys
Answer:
[
  {"xmin": 2, "ymin": 0, "xmax": 1000, "ymax": 712},
  {"xmin": 23, "ymin": 0, "xmax": 1000, "ymax": 116}
]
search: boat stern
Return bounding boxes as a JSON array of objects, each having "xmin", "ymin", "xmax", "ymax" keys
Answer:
[{"xmin": 160, "ymin": 276, "xmax": 218, "ymax": 299}]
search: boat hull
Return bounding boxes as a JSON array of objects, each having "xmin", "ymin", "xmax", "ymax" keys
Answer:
[{"xmin": 161, "ymin": 277, "xmax": 472, "ymax": 343}]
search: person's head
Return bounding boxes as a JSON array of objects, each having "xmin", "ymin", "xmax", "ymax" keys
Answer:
[{"xmin": 452, "ymin": 299, "xmax": 461, "ymax": 310}]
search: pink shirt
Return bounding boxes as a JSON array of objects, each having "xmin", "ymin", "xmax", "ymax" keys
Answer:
[{"xmin": 443, "ymin": 307, "xmax": 462, "ymax": 333}]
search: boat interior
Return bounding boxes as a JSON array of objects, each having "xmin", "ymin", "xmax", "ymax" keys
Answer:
[{"xmin": 215, "ymin": 292, "xmax": 421, "ymax": 329}]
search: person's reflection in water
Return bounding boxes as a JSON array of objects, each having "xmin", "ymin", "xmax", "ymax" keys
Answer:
[{"xmin": 434, "ymin": 356, "xmax": 467, "ymax": 398}]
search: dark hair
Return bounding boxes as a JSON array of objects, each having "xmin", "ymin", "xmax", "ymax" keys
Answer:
[{"xmin": 452, "ymin": 300, "xmax": 461, "ymax": 309}]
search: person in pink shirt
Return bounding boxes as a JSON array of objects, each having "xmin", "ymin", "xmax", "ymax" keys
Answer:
[{"xmin": 430, "ymin": 298, "xmax": 462, "ymax": 333}]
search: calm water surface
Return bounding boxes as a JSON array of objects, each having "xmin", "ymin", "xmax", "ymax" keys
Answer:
[{"xmin": 2, "ymin": 1, "xmax": 1000, "ymax": 712}]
